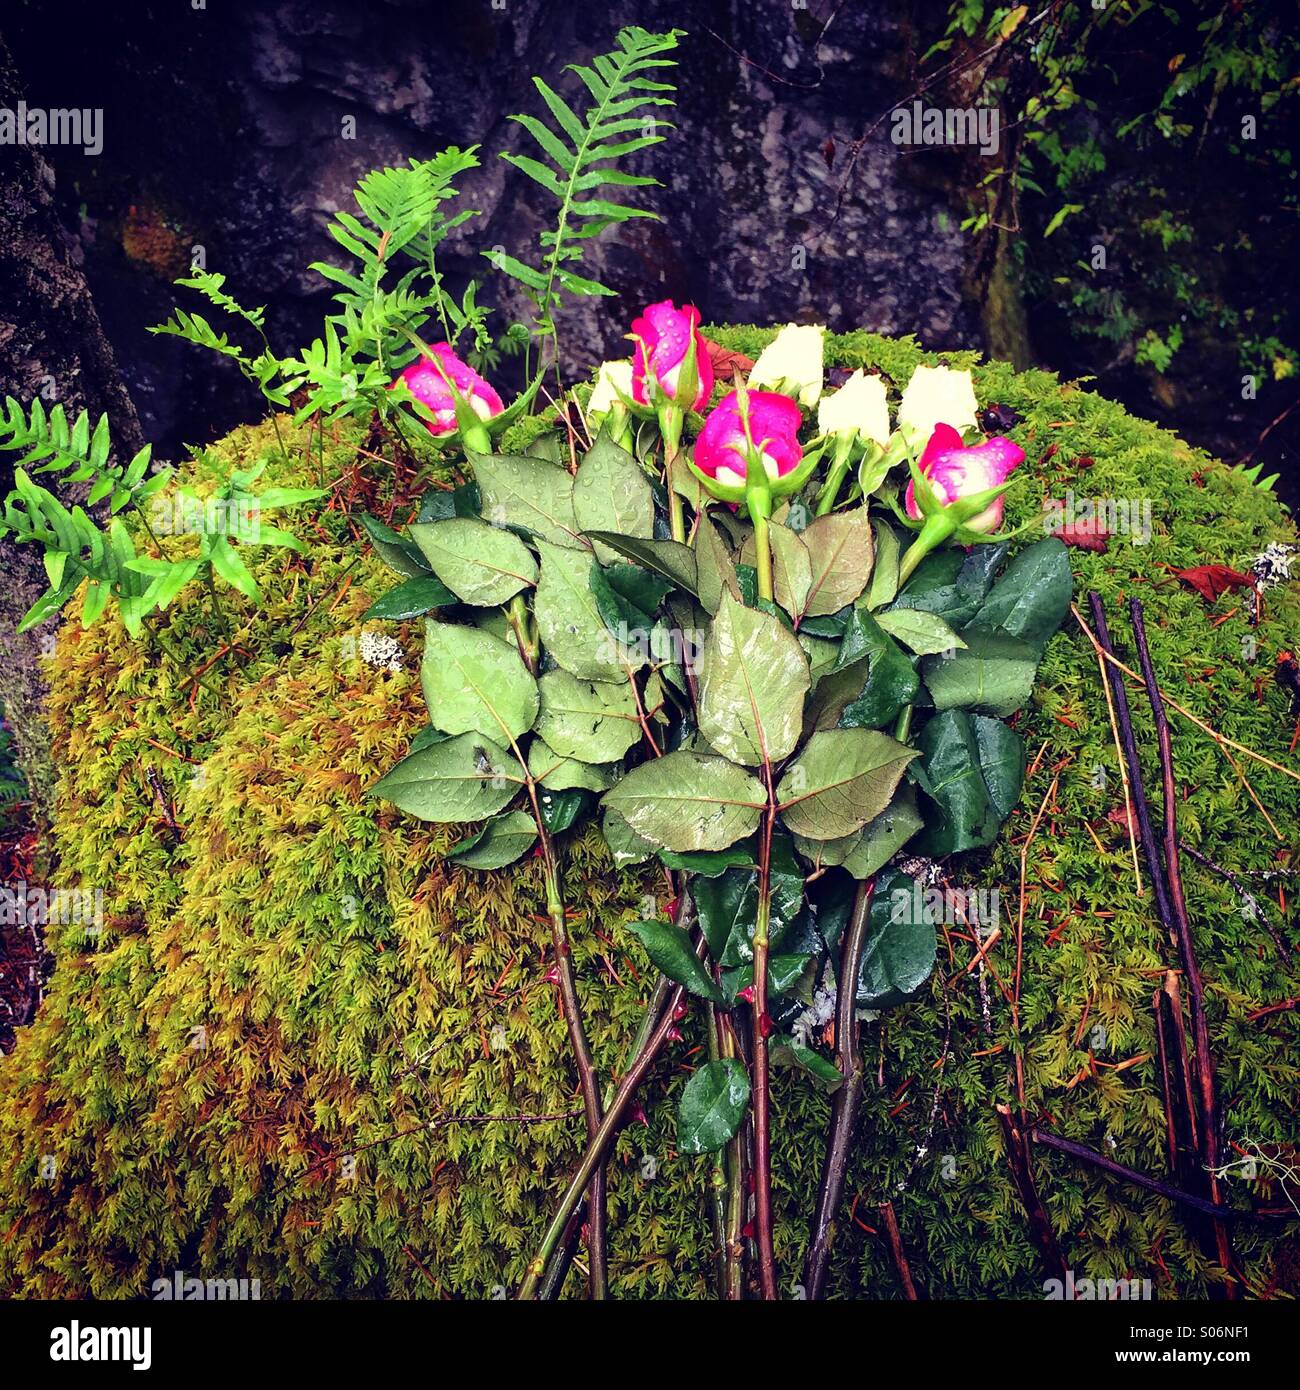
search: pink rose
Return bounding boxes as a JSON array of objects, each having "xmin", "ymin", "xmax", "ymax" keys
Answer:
[
  {"xmin": 630, "ymin": 300, "xmax": 713, "ymax": 411},
  {"xmin": 904, "ymin": 423, "xmax": 1024, "ymax": 534},
  {"xmin": 694, "ymin": 390, "xmax": 803, "ymax": 490},
  {"xmin": 392, "ymin": 344, "xmax": 504, "ymax": 436}
]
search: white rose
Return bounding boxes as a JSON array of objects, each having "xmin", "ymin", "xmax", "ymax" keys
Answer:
[
  {"xmin": 896, "ymin": 364, "xmax": 979, "ymax": 442},
  {"xmin": 588, "ymin": 359, "xmax": 634, "ymax": 418},
  {"xmin": 749, "ymin": 322, "xmax": 825, "ymax": 407},
  {"xmin": 816, "ymin": 369, "xmax": 890, "ymax": 446}
]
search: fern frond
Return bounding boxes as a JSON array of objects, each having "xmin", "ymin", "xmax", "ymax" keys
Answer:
[{"xmin": 489, "ymin": 26, "xmax": 683, "ymax": 324}]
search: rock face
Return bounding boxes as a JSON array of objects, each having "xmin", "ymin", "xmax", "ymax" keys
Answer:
[{"xmin": 2, "ymin": 0, "xmax": 972, "ymax": 450}]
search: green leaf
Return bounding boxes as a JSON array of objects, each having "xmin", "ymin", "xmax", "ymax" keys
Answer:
[
  {"xmin": 538, "ymin": 786, "xmax": 589, "ymax": 832},
  {"xmin": 534, "ymin": 539, "xmax": 627, "ymax": 681},
  {"xmin": 867, "ymin": 519, "xmax": 901, "ymax": 610},
  {"xmin": 527, "ymin": 737, "xmax": 615, "ymax": 791},
  {"xmin": 573, "ymin": 436, "xmax": 654, "ymax": 563},
  {"xmin": 767, "ymin": 522, "xmax": 813, "ymax": 617},
  {"xmin": 772, "ymin": 1036, "xmax": 844, "ymax": 1091},
  {"xmin": 421, "ymin": 619, "xmax": 538, "ymax": 743},
  {"xmin": 875, "ymin": 608, "xmax": 968, "ymax": 656},
  {"xmin": 409, "ymin": 516, "xmax": 538, "ymax": 605},
  {"xmin": 534, "ymin": 668, "xmax": 642, "ymax": 762},
  {"xmin": 920, "ymin": 627, "xmax": 1037, "ymax": 718},
  {"xmin": 601, "ymin": 809, "xmax": 657, "ymax": 867},
  {"xmin": 913, "ymin": 710, "xmax": 1025, "ymax": 856},
  {"xmin": 694, "ymin": 515, "xmax": 741, "ymax": 616},
  {"xmin": 697, "ymin": 590, "xmax": 810, "ymax": 766},
  {"xmin": 777, "ymin": 729, "xmax": 918, "ymax": 841},
  {"xmin": 601, "ymin": 751, "xmax": 765, "ymax": 853},
  {"xmin": 676, "ymin": 1058, "xmax": 750, "ymax": 1154},
  {"xmin": 362, "ymin": 574, "xmax": 457, "ymax": 620},
  {"xmin": 209, "ymin": 536, "xmax": 258, "ymax": 600},
  {"xmin": 371, "ymin": 732, "xmax": 520, "ymax": 822},
  {"xmin": 800, "ymin": 508, "xmax": 874, "ymax": 618},
  {"xmin": 834, "ymin": 609, "xmax": 920, "ymax": 731},
  {"xmin": 890, "ymin": 543, "xmax": 1004, "ymax": 627},
  {"xmin": 589, "ymin": 561, "xmax": 671, "ymax": 633},
  {"xmin": 967, "ymin": 536, "xmax": 1072, "ymax": 655},
  {"xmin": 360, "ymin": 513, "xmax": 432, "ymax": 578},
  {"xmin": 658, "ymin": 843, "xmax": 756, "ymax": 877},
  {"xmin": 857, "ymin": 868, "xmax": 937, "ymax": 1011},
  {"xmin": 448, "ymin": 810, "xmax": 538, "ymax": 868},
  {"xmin": 794, "ymin": 782, "xmax": 923, "ymax": 878},
  {"xmin": 626, "ymin": 919, "xmax": 723, "ymax": 1003},
  {"xmin": 695, "ymin": 833, "xmax": 805, "ymax": 966},
  {"xmin": 470, "ymin": 451, "xmax": 583, "ymax": 548},
  {"xmin": 583, "ymin": 531, "xmax": 698, "ymax": 597}
]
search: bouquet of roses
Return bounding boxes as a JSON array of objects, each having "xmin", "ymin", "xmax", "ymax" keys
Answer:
[{"xmin": 361, "ymin": 305, "xmax": 1071, "ymax": 1300}]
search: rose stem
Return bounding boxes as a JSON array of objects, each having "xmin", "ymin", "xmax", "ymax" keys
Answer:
[
  {"xmin": 751, "ymin": 509, "xmax": 775, "ymax": 606},
  {"xmin": 803, "ymin": 876, "xmax": 876, "ymax": 1299},
  {"xmin": 748, "ymin": 762, "xmax": 781, "ymax": 1299},
  {"xmin": 517, "ymin": 978, "xmax": 689, "ymax": 1299},
  {"xmin": 1129, "ymin": 598, "xmax": 1238, "ymax": 1297},
  {"xmin": 705, "ymin": 1002, "xmax": 730, "ymax": 1294},
  {"xmin": 814, "ymin": 441, "xmax": 853, "ymax": 517},
  {"xmin": 539, "ymin": 846, "xmax": 607, "ymax": 1297},
  {"xmin": 719, "ymin": 1010, "xmax": 747, "ymax": 1299},
  {"xmin": 539, "ymin": 966, "xmax": 678, "ymax": 1300}
]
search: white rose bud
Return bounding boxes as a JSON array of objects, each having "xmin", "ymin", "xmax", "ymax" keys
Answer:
[
  {"xmin": 588, "ymin": 359, "xmax": 634, "ymax": 420},
  {"xmin": 749, "ymin": 323, "xmax": 825, "ymax": 408},
  {"xmin": 817, "ymin": 369, "xmax": 890, "ymax": 446},
  {"xmin": 896, "ymin": 364, "xmax": 979, "ymax": 443}
]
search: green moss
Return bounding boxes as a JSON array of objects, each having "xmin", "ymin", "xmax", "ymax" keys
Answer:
[{"xmin": 1, "ymin": 333, "xmax": 1298, "ymax": 1299}]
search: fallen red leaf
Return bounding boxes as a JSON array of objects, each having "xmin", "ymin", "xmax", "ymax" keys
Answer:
[
  {"xmin": 1056, "ymin": 524, "xmax": 1110, "ymax": 553},
  {"xmin": 1168, "ymin": 564, "xmax": 1254, "ymax": 604},
  {"xmin": 703, "ymin": 338, "xmax": 754, "ymax": 382}
]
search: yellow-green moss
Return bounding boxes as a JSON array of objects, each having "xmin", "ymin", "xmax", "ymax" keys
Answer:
[{"xmin": 1, "ymin": 330, "xmax": 1297, "ymax": 1298}]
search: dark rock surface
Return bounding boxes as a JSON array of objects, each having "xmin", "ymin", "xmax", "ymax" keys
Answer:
[{"xmin": 3, "ymin": 0, "xmax": 973, "ymax": 453}]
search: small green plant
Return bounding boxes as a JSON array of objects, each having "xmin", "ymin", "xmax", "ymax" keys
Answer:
[
  {"xmin": 485, "ymin": 26, "xmax": 682, "ymax": 353},
  {"xmin": 0, "ymin": 397, "xmax": 321, "ymax": 636}
]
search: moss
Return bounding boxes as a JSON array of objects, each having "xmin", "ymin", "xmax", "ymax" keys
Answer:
[{"xmin": 1, "ymin": 332, "xmax": 1298, "ymax": 1299}]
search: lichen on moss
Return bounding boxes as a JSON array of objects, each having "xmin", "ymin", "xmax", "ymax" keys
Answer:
[{"xmin": 1, "ymin": 331, "xmax": 1297, "ymax": 1299}]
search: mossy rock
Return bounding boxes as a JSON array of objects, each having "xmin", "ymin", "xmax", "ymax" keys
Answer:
[{"xmin": 1, "ymin": 329, "xmax": 1297, "ymax": 1299}]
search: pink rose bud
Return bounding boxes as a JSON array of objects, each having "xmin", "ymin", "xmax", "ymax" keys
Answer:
[
  {"xmin": 904, "ymin": 423, "xmax": 1024, "ymax": 534},
  {"xmin": 693, "ymin": 390, "xmax": 803, "ymax": 491},
  {"xmin": 630, "ymin": 300, "xmax": 713, "ymax": 411},
  {"xmin": 391, "ymin": 343, "xmax": 504, "ymax": 437}
]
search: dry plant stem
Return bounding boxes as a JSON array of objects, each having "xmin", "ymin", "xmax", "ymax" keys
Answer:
[
  {"xmin": 1179, "ymin": 842, "xmax": 1290, "ymax": 958},
  {"xmin": 538, "ymin": 843, "xmax": 606, "ymax": 1299},
  {"xmin": 1088, "ymin": 616, "xmax": 1143, "ymax": 893},
  {"xmin": 1153, "ymin": 971, "xmax": 1200, "ymax": 1190},
  {"xmin": 1030, "ymin": 1130, "xmax": 1287, "ymax": 1225},
  {"xmin": 877, "ymin": 1201, "xmax": 922, "ymax": 1299},
  {"xmin": 996, "ymin": 1104, "xmax": 1068, "ymax": 1285},
  {"xmin": 517, "ymin": 977, "xmax": 688, "ymax": 1299},
  {"xmin": 804, "ymin": 876, "xmax": 876, "ymax": 1300},
  {"xmin": 1072, "ymin": 603, "xmax": 1300, "ymax": 786},
  {"xmin": 1129, "ymin": 598, "xmax": 1237, "ymax": 1297},
  {"xmin": 1085, "ymin": 594, "xmax": 1177, "ymax": 938}
]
